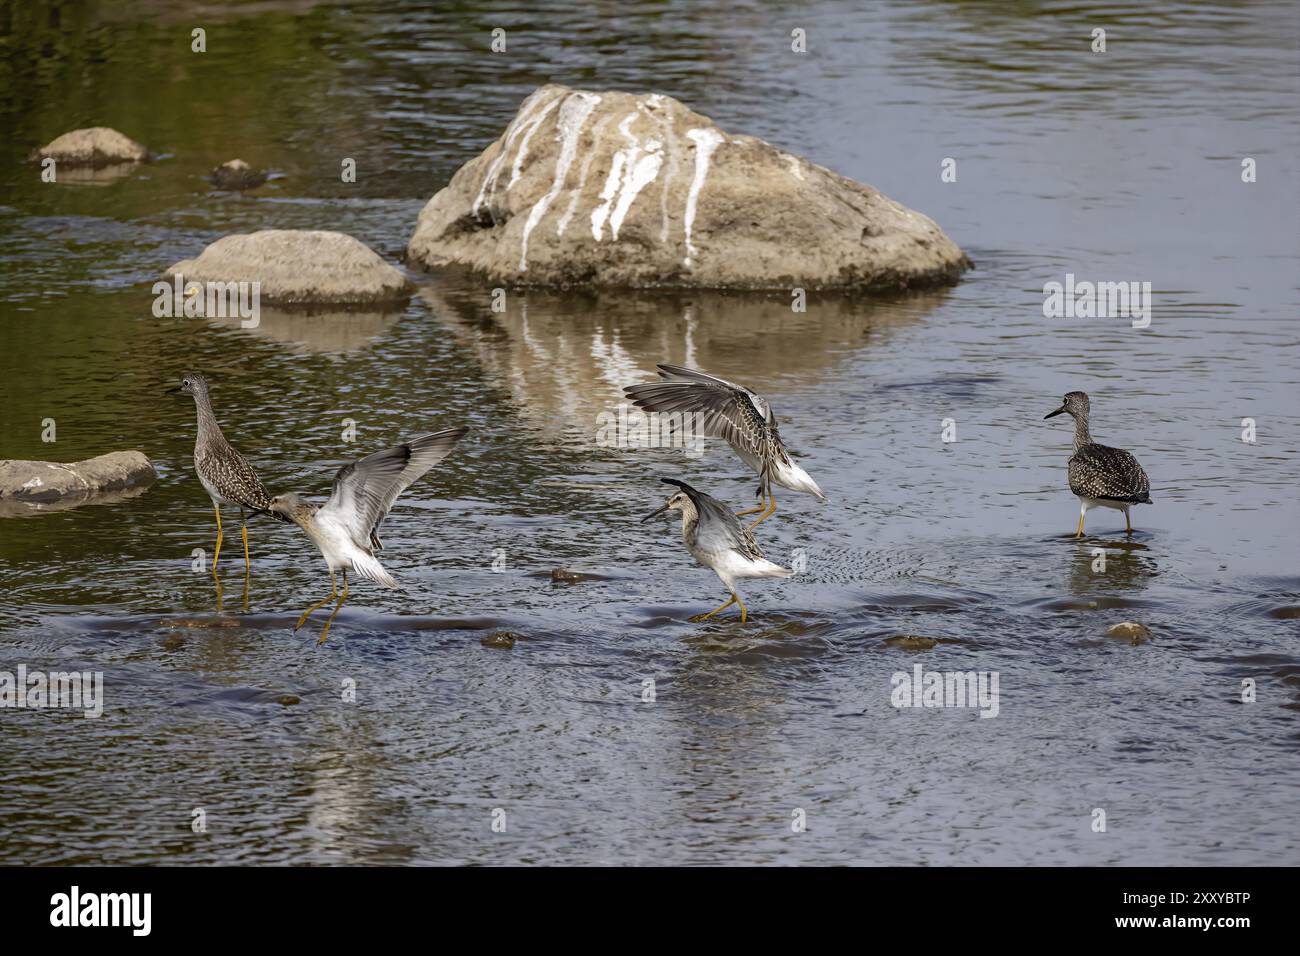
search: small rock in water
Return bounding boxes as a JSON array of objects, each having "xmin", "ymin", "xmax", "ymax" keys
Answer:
[
  {"xmin": 0, "ymin": 451, "xmax": 156, "ymax": 504},
  {"xmin": 164, "ymin": 229, "xmax": 413, "ymax": 307},
  {"xmin": 275, "ymin": 694, "xmax": 301, "ymax": 706},
  {"xmin": 883, "ymin": 634, "xmax": 938, "ymax": 650},
  {"xmin": 28, "ymin": 126, "xmax": 149, "ymax": 167},
  {"xmin": 210, "ymin": 159, "xmax": 268, "ymax": 190},
  {"xmin": 162, "ymin": 616, "xmax": 241, "ymax": 630},
  {"xmin": 550, "ymin": 568, "xmax": 584, "ymax": 584},
  {"xmin": 1106, "ymin": 621, "xmax": 1152, "ymax": 645},
  {"xmin": 481, "ymin": 630, "xmax": 522, "ymax": 649}
]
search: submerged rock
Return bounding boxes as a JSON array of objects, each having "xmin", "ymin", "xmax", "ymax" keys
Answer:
[
  {"xmin": 210, "ymin": 159, "xmax": 267, "ymax": 190},
  {"xmin": 883, "ymin": 634, "xmax": 939, "ymax": 650},
  {"xmin": 165, "ymin": 230, "xmax": 413, "ymax": 307},
  {"xmin": 29, "ymin": 127, "xmax": 149, "ymax": 167},
  {"xmin": 550, "ymin": 568, "xmax": 597, "ymax": 584},
  {"xmin": 481, "ymin": 630, "xmax": 522, "ymax": 649},
  {"xmin": 1106, "ymin": 621, "xmax": 1152, "ymax": 645},
  {"xmin": 0, "ymin": 451, "xmax": 156, "ymax": 504},
  {"xmin": 408, "ymin": 84, "xmax": 970, "ymax": 291}
]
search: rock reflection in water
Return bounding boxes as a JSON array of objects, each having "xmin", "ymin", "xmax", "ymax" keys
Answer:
[
  {"xmin": 200, "ymin": 306, "xmax": 402, "ymax": 354},
  {"xmin": 420, "ymin": 279, "xmax": 951, "ymax": 438}
]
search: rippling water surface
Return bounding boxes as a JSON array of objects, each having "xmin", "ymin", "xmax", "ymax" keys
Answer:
[{"xmin": 0, "ymin": 0, "xmax": 1297, "ymax": 865}]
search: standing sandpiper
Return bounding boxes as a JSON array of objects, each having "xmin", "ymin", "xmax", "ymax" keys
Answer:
[
  {"xmin": 257, "ymin": 427, "xmax": 469, "ymax": 644},
  {"xmin": 171, "ymin": 373, "xmax": 278, "ymax": 576},
  {"xmin": 624, "ymin": 365, "xmax": 824, "ymax": 529},
  {"xmin": 642, "ymin": 478, "xmax": 793, "ymax": 624},
  {"xmin": 1044, "ymin": 391, "xmax": 1152, "ymax": 537}
]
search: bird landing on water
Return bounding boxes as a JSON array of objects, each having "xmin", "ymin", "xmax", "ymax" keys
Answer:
[
  {"xmin": 258, "ymin": 427, "xmax": 469, "ymax": 644},
  {"xmin": 624, "ymin": 365, "xmax": 824, "ymax": 529},
  {"xmin": 642, "ymin": 477, "xmax": 793, "ymax": 624}
]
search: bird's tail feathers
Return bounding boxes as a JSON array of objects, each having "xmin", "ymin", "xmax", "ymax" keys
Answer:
[{"xmin": 351, "ymin": 552, "xmax": 398, "ymax": 589}]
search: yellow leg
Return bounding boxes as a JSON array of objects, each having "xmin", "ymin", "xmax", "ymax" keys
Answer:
[
  {"xmin": 211, "ymin": 504, "xmax": 224, "ymax": 573},
  {"xmin": 735, "ymin": 502, "xmax": 765, "ymax": 517},
  {"xmin": 735, "ymin": 593, "xmax": 748, "ymax": 624},
  {"xmin": 294, "ymin": 571, "xmax": 337, "ymax": 632},
  {"xmin": 748, "ymin": 494, "xmax": 778, "ymax": 530},
  {"xmin": 318, "ymin": 572, "xmax": 349, "ymax": 645},
  {"xmin": 241, "ymin": 517, "xmax": 251, "ymax": 574},
  {"xmin": 1076, "ymin": 512, "xmax": 1085, "ymax": 538},
  {"xmin": 690, "ymin": 593, "xmax": 736, "ymax": 622}
]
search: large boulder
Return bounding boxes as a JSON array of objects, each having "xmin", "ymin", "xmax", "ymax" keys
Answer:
[
  {"xmin": 408, "ymin": 85, "xmax": 971, "ymax": 291},
  {"xmin": 28, "ymin": 127, "xmax": 149, "ymax": 167},
  {"xmin": 165, "ymin": 230, "xmax": 413, "ymax": 307},
  {"xmin": 0, "ymin": 452, "xmax": 156, "ymax": 504}
]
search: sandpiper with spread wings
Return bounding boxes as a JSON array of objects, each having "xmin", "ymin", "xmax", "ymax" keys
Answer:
[
  {"xmin": 623, "ymin": 365, "xmax": 823, "ymax": 529},
  {"xmin": 256, "ymin": 427, "xmax": 469, "ymax": 644},
  {"xmin": 1044, "ymin": 391, "xmax": 1152, "ymax": 537},
  {"xmin": 642, "ymin": 478, "xmax": 793, "ymax": 624},
  {"xmin": 171, "ymin": 372, "xmax": 281, "ymax": 576}
]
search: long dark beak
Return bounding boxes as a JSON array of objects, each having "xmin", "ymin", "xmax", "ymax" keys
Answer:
[
  {"xmin": 641, "ymin": 502, "xmax": 670, "ymax": 523},
  {"xmin": 1044, "ymin": 406, "xmax": 1066, "ymax": 420},
  {"xmin": 248, "ymin": 506, "xmax": 290, "ymax": 524},
  {"xmin": 166, "ymin": 385, "xmax": 182, "ymax": 394}
]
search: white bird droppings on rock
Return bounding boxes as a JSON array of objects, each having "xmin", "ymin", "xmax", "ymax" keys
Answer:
[
  {"xmin": 682, "ymin": 127, "xmax": 724, "ymax": 267},
  {"xmin": 508, "ymin": 95, "xmax": 562, "ymax": 191},
  {"xmin": 408, "ymin": 84, "xmax": 971, "ymax": 290},
  {"xmin": 520, "ymin": 92, "xmax": 602, "ymax": 271}
]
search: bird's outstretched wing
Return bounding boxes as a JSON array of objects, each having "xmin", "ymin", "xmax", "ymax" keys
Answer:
[
  {"xmin": 661, "ymin": 477, "xmax": 764, "ymax": 561},
  {"xmin": 368, "ymin": 428, "xmax": 469, "ymax": 550},
  {"xmin": 1069, "ymin": 443, "xmax": 1151, "ymax": 503},
  {"xmin": 624, "ymin": 365, "xmax": 774, "ymax": 463},
  {"xmin": 319, "ymin": 427, "xmax": 469, "ymax": 550}
]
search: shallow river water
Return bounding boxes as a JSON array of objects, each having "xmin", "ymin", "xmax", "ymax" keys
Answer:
[{"xmin": 0, "ymin": 0, "xmax": 1297, "ymax": 865}]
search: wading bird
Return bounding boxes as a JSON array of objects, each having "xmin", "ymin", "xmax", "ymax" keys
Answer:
[
  {"xmin": 1044, "ymin": 391, "xmax": 1152, "ymax": 537},
  {"xmin": 642, "ymin": 478, "xmax": 793, "ymax": 624},
  {"xmin": 257, "ymin": 428, "xmax": 469, "ymax": 644},
  {"xmin": 171, "ymin": 372, "xmax": 281, "ymax": 576},
  {"xmin": 623, "ymin": 365, "xmax": 823, "ymax": 529}
]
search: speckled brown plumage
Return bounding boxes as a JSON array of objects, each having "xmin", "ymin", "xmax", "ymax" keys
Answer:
[
  {"xmin": 180, "ymin": 373, "xmax": 275, "ymax": 514},
  {"xmin": 1069, "ymin": 443, "xmax": 1151, "ymax": 503},
  {"xmin": 1048, "ymin": 390, "xmax": 1152, "ymax": 503}
]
